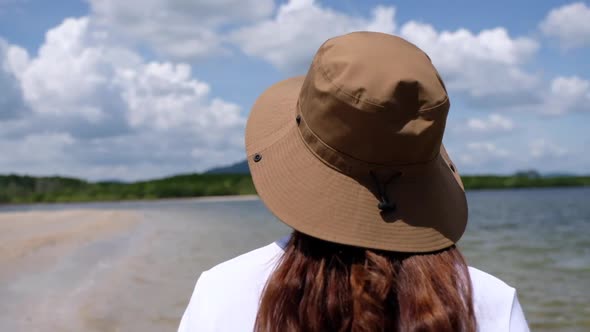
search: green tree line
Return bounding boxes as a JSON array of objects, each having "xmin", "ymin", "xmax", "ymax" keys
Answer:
[
  {"xmin": 0, "ymin": 173, "xmax": 588, "ymax": 204},
  {"xmin": 0, "ymin": 174, "xmax": 255, "ymax": 204}
]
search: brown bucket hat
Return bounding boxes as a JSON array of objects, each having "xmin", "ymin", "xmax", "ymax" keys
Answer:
[{"xmin": 246, "ymin": 31, "xmax": 467, "ymax": 253}]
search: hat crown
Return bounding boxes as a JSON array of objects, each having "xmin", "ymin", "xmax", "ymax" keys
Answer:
[{"xmin": 298, "ymin": 32, "xmax": 450, "ymax": 165}]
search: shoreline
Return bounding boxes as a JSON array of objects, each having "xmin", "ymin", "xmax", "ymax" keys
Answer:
[
  {"xmin": 2, "ymin": 184, "xmax": 590, "ymax": 208},
  {"xmin": 0, "ymin": 194, "xmax": 261, "ymax": 210}
]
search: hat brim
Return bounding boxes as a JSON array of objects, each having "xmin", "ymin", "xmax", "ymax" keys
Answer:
[{"xmin": 245, "ymin": 76, "xmax": 468, "ymax": 253}]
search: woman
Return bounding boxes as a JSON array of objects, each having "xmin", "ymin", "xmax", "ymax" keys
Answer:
[{"xmin": 179, "ymin": 32, "xmax": 529, "ymax": 331}]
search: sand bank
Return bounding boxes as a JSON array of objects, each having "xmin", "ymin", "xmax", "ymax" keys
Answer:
[
  {"xmin": 0, "ymin": 204, "xmax": 286, "ymax": 332},
  {"xmin": 0, "ymin": 210, "xmax": 139, "ymax": 269},
  {"xmin": 0, "ymin": 210, "xmax": 158, "ymax": 331}
]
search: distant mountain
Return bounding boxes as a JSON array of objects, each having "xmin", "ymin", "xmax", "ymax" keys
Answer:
[
  {"xmin": 205, "ymin": 160, "xmax": 249, "ymax": 174},
  {"xmin": 96, "ymin": 179, "xmax": 128, "ymax": 184},
  {"xmin": 543, "ymin": 172, "xmax": 579, "ymax": 178}
]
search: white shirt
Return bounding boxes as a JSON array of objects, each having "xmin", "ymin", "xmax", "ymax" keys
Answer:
[{"xmin": 179, "ymin": 238, "xmax": 529, "ymax": 332}]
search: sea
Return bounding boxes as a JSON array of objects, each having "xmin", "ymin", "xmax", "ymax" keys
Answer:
[{"xmin": 1, "ymin": 187, "xmax": 589, "ymax": 331}]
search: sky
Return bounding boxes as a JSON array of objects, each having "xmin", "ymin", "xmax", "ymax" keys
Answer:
[{"xmin": 0, "ymin": 0, "xmax": 589, "ymax": 181}]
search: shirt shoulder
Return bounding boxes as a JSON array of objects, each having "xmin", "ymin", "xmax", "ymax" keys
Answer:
[
  {"xmin": 178, "ymin": 241, "xmax": 285, "ymax": 332},
  {"xmin": 469, "ymin": 266, "xmax": 514, "ymax": 293},
  {"xmin": 207, "ymin": 240, "xmax": 284, "ymax": 279},
  {"xmin": 469, "ymin": 266, "xmax": 524, "ymax": 331}
]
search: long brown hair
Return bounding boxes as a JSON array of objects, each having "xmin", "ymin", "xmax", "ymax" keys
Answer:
[{"xmin": 255, "ymin": 231, "xmax": 476, "ymax": 332}]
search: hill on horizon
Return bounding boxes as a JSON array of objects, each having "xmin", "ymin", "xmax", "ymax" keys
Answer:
[{"xmin": 205, "ymin": 160, "xmax": 249, "ymax": 174}]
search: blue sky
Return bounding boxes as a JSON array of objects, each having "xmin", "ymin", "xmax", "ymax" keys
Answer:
[{"xmin": 0, "ymin": 0, "xmax": 588, "ymax": 180}]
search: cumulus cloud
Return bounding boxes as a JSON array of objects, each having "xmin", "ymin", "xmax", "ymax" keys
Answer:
[
  {"xmin": 456, "ymin": 141, "xmax": 511, "ymax": 170},
  {"xmin": 540, "ymin": 2, "xmax": 590, "ymax": 49},
  {"xmin": 466, "ymin": 142, "xmax": 510, "ymax": 157},
  {"xmin": 399, "ymin": 22, "xmax": 540, "ymax": 108},
  {"xmin": 231, "ymin": 0, "xmax": 396, "ymax": 72},
  {"xmin": 544, "ymin": 76, "xmax": 590, "ymax": 115},
  {"xmin": 18, "ymin": 18, "xmax": 140, "ymax": 129},
  {"xmin": 0, "ymin": 133, "xmax": 74, "ymax": 169},
  {"xmin": 116, "ymin": 62, "xmax": 243, "ymax": 133},
  {"xmin": 530, "ymin": 139, "xmax": 568, "ymax": 159},
  {"xmin": 0, "ymin": 2, "xmax": 586, "ymax": 179},
  {"xmin": 0, "ymin": 39, "xmax": 28, "ymax": 119},
  {"xmin": 89, "ymin": 0, "xmax": 275, "ymax": 58},
  {"xmin": 462, "ymin": 113, "xmax": 515, "ymax": 134},
  {"xmin": 454, "ymin": 138, "xmax": 576, "ymax": 174},
  {"xmin": 231, "ymin": 2, "xmax": 541, "ymax": 108},
  {"xmin": 0, "ymin": 16, "xmax": 246, "ymax": 180},
  {"xmin": 0, "ymin": 130, "xmax": 184, "ymax": 179}
]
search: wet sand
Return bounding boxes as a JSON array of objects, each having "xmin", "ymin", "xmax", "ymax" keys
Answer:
[
  {"xmin": 0, "ymin": 202, "xmax": 288, "ymax": 332},
  {"xmin": 0, "ymin": 210, "xmax": 192, "ymax": 331},
  {"xmin": 0, "ymin": 210, "xmax": 145, "ymax": 331}
]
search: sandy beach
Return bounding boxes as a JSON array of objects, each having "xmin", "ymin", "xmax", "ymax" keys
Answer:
[
  {"xmin": 0, "ymin": 210, "xmax": 149, "ymax": 331},
  {"xmin": 0, "ymin": 209, "xmax": 197, "ymax": 332},
  {"xmin": 0, "ymin": 199, "xmax": 288, "ymax": 332}
]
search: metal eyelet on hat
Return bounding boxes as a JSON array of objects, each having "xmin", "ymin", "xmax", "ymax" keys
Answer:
[
  {"xmin": 253, "ymin": 154, "xmax": 262, "ymax": 162},
  {"xmin": 449, "ymin": 164, "xmax": 456, "ymax": 173}
]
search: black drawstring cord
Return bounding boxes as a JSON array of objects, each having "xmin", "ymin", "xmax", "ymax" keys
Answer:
[{"xmin": 369, "ymin": 171, "xmax": 400, "ymax": 212}]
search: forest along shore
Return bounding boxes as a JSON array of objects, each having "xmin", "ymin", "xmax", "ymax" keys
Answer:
[{"xmin": 1, "ymin": 172, "xmax": 589, "ymax": 204}]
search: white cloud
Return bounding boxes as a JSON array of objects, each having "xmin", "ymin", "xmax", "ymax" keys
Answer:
[
  {"xmin": 466, "ymin": 142, "xmax": 510, "ymax": 157},
  {"xmin": 540, "ymin": 2, "xmax": 590, "ymax": 49},
  {"xmin": 401, "ymin": 24, "xmax": 537, "ymax": 65},
  {"xmin": 463, "ymin": 113, "xmax": 515, "ymax": 133},
  {"xmin": 0, "ymin": 16, "xmax": 246, "ymax": 180},
  {"xmin": 457, "ymin": 141, "xmax": 511, "ymax": 169},
  {"xmin": 89, "ymin": 0, "xmax": 275, "ymax": 58},
  {"xmin": 4, "ymin": 43, "xmax": 29, "ymax": 76},
  {"xmin": 231, "ymin": 0, "xmax": 396, "ymax": 72},
  {"xmin": 116, "ymin": 62, "xmax": 244, "ymax": 132},
  {"xmin": 544, "ymin": 76, "xmax": 590, "ymax": 115},
  {"xmin": 530, "ymin": 139, "xmax": 568, "ymax": 159},
  {"xmin": 0, "ymin": 132, "xmax": 74, "ymax": 169},
  {"xmin": 399, "ymin": 22, "xmax": 540, "ymax": 107},
  {"xmin": 451, "ymin": 137, "xmax": 582, "ymax": 174},
  {"xmin": 0, "ymin": 38, "xmax": 28, "ymax": 119},
  {"xmin": 232, "ymin": 2, "xmax": 541, "ymax": 108},
  {"xmin": 0, "ymin": 3, "xmax": 586, "ymax": 179},
  {"xmin": 18, "ymin": 18, "xmax": 141, "ymax": 124}
]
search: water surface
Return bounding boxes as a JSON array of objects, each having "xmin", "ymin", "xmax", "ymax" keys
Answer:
[{"xmin": 1, "ymin": 188, "xmax": 588, "ymax": 331}]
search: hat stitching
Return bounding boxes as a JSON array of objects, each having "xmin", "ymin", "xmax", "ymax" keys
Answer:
[
  {"xmin": 296, "ymin": 105, "xmax": 441, "ymax": 175},
  {"xmin": 315, "ymin": 57, "xmax": 385, "ymax": 109},
  {"xmin": 417, "ymin": 96, "xmax": 450, "ymax": 114},
  {"xmin": 245, "ymin": 109, "xmax": 295, "ymax": 155},
  {"xmin": 316, "ymin": 52, "xmax": 450, "ymax": 113},
  {"xmin": 296, "ymin": 103, "xmax": 383, "ymax": 167}
]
